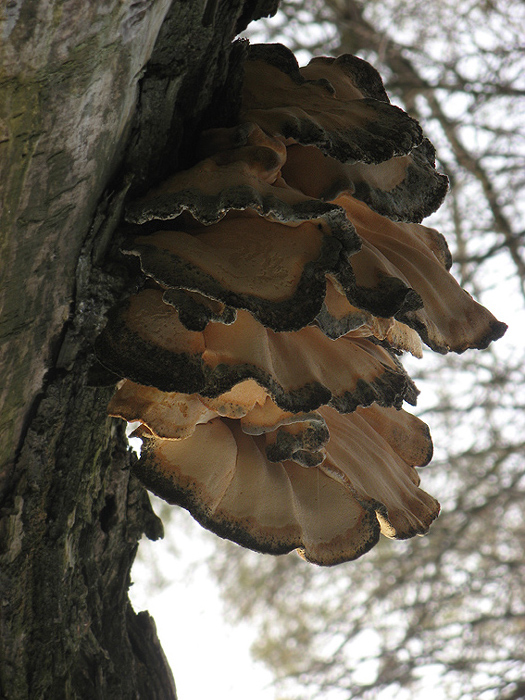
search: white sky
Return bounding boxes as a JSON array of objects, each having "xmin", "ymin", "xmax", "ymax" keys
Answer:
[{"xmin": 130, "ymin": 504, "xmax": 277, "ymax": 700}]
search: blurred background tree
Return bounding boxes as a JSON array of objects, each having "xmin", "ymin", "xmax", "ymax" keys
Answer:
[
  {"xmin": 202, "ymin": 2, "xmax": 525, "ymax": 699},
  {"xmin": 133, "ymin": 1, "xmax": 525, "ymax": 698}
]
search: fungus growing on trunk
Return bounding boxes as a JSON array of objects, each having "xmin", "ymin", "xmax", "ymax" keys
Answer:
[
  {"xmin": 96, "ymin": 43, "xmax": 506, "ymax": 565},
  {"xmin": 132, "ymin": 403, "xmax": 437, "ymax": 566},
  {"xmin": 96, "ymin": 289, "xmax": 417, "ymax": 414},
  {"xmin": 241, "ymin": 44, "xmax": 424, "ymax": 165}
]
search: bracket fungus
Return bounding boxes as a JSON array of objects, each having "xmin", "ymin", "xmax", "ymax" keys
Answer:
[{"xmin": 96, "ymin": 44, "xmax": 506, "ymax": 566}]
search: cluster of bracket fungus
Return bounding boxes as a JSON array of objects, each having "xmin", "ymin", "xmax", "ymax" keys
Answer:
[{"xmin": 96, "ymin": 44, "xmax": 506, "ymax": 566}]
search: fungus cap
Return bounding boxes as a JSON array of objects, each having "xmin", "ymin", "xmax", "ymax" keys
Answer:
[
  {"xmin": 96, "ymin": 289, "xmax": 417, "ymax": 414},
  {"xmin": 336, "ymin": 195, "xmax": 508, "ymax": 352},
  {"xmin": 242, "ymin": 44, "xmax": 424, "ymax": 165},
  {"xmin": 282, "ymin": 141, "xmax": 448, "ymax": 223},
  {"xmin": 133, "ymin": 404, "xmax": 438, "ymax": 566}
]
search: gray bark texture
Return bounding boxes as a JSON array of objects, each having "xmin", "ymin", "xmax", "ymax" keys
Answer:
[{"xmin": 0, "ymin": 1, "xmax": 278, "ymax": 698}]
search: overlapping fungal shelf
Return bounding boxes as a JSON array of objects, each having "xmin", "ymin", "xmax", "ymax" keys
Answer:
[{"xmin": 96, "ymin": 44, "xmax": 507, "ymax": 566}]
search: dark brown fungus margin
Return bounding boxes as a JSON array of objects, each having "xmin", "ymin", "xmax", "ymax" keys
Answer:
[
  {"xmin": 125, "ymin": 141, "xmax": 354, "ymax": 238},
  {"xmin": 349, "ymin": 140, "xmax": 449, "ymax": 223},
  {"xmin": 124, "ymin": 124, "xmax": 358, "ymax": 247},
  {"xmin": 160, "ymin": 289, "xmax": 237, "ymax": 332},
  {"xmin": 242, "ymin": 44, "xmax": 423, "ymax": 165},
  {"xmin": 282, "ymin": 140, "xmax": 449, "ymax": 223},
  {"xmin": 122, "ymin": 214, "xmax": 350, "ymax": 333},
  {"xmin": 300, "ymin": 54, "xmax": 393, "ymax": 103},
  {"xmin": 132, "ymin": 403, "xmax": 438, "ymax": 566},
  {"xmin": 315, "ymin": 278, "xmax": 424, "ymax": 357},
  {"xmin": 262, "ymin": 415, "xmax": 330, "ymax": 467},
  {"xmin": 95, "ymin": 289, "xmax": 417, "ymax": 414}
]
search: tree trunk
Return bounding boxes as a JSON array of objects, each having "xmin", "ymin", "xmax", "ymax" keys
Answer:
[{"xmin": 0, "ymin": 1, "xmax": 277, "ymax": 697}]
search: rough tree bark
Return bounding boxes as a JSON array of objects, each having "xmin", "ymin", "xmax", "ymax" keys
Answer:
[{"xmin": 0, "ymin": 1, "xmax": 278, "ymax": 697}]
